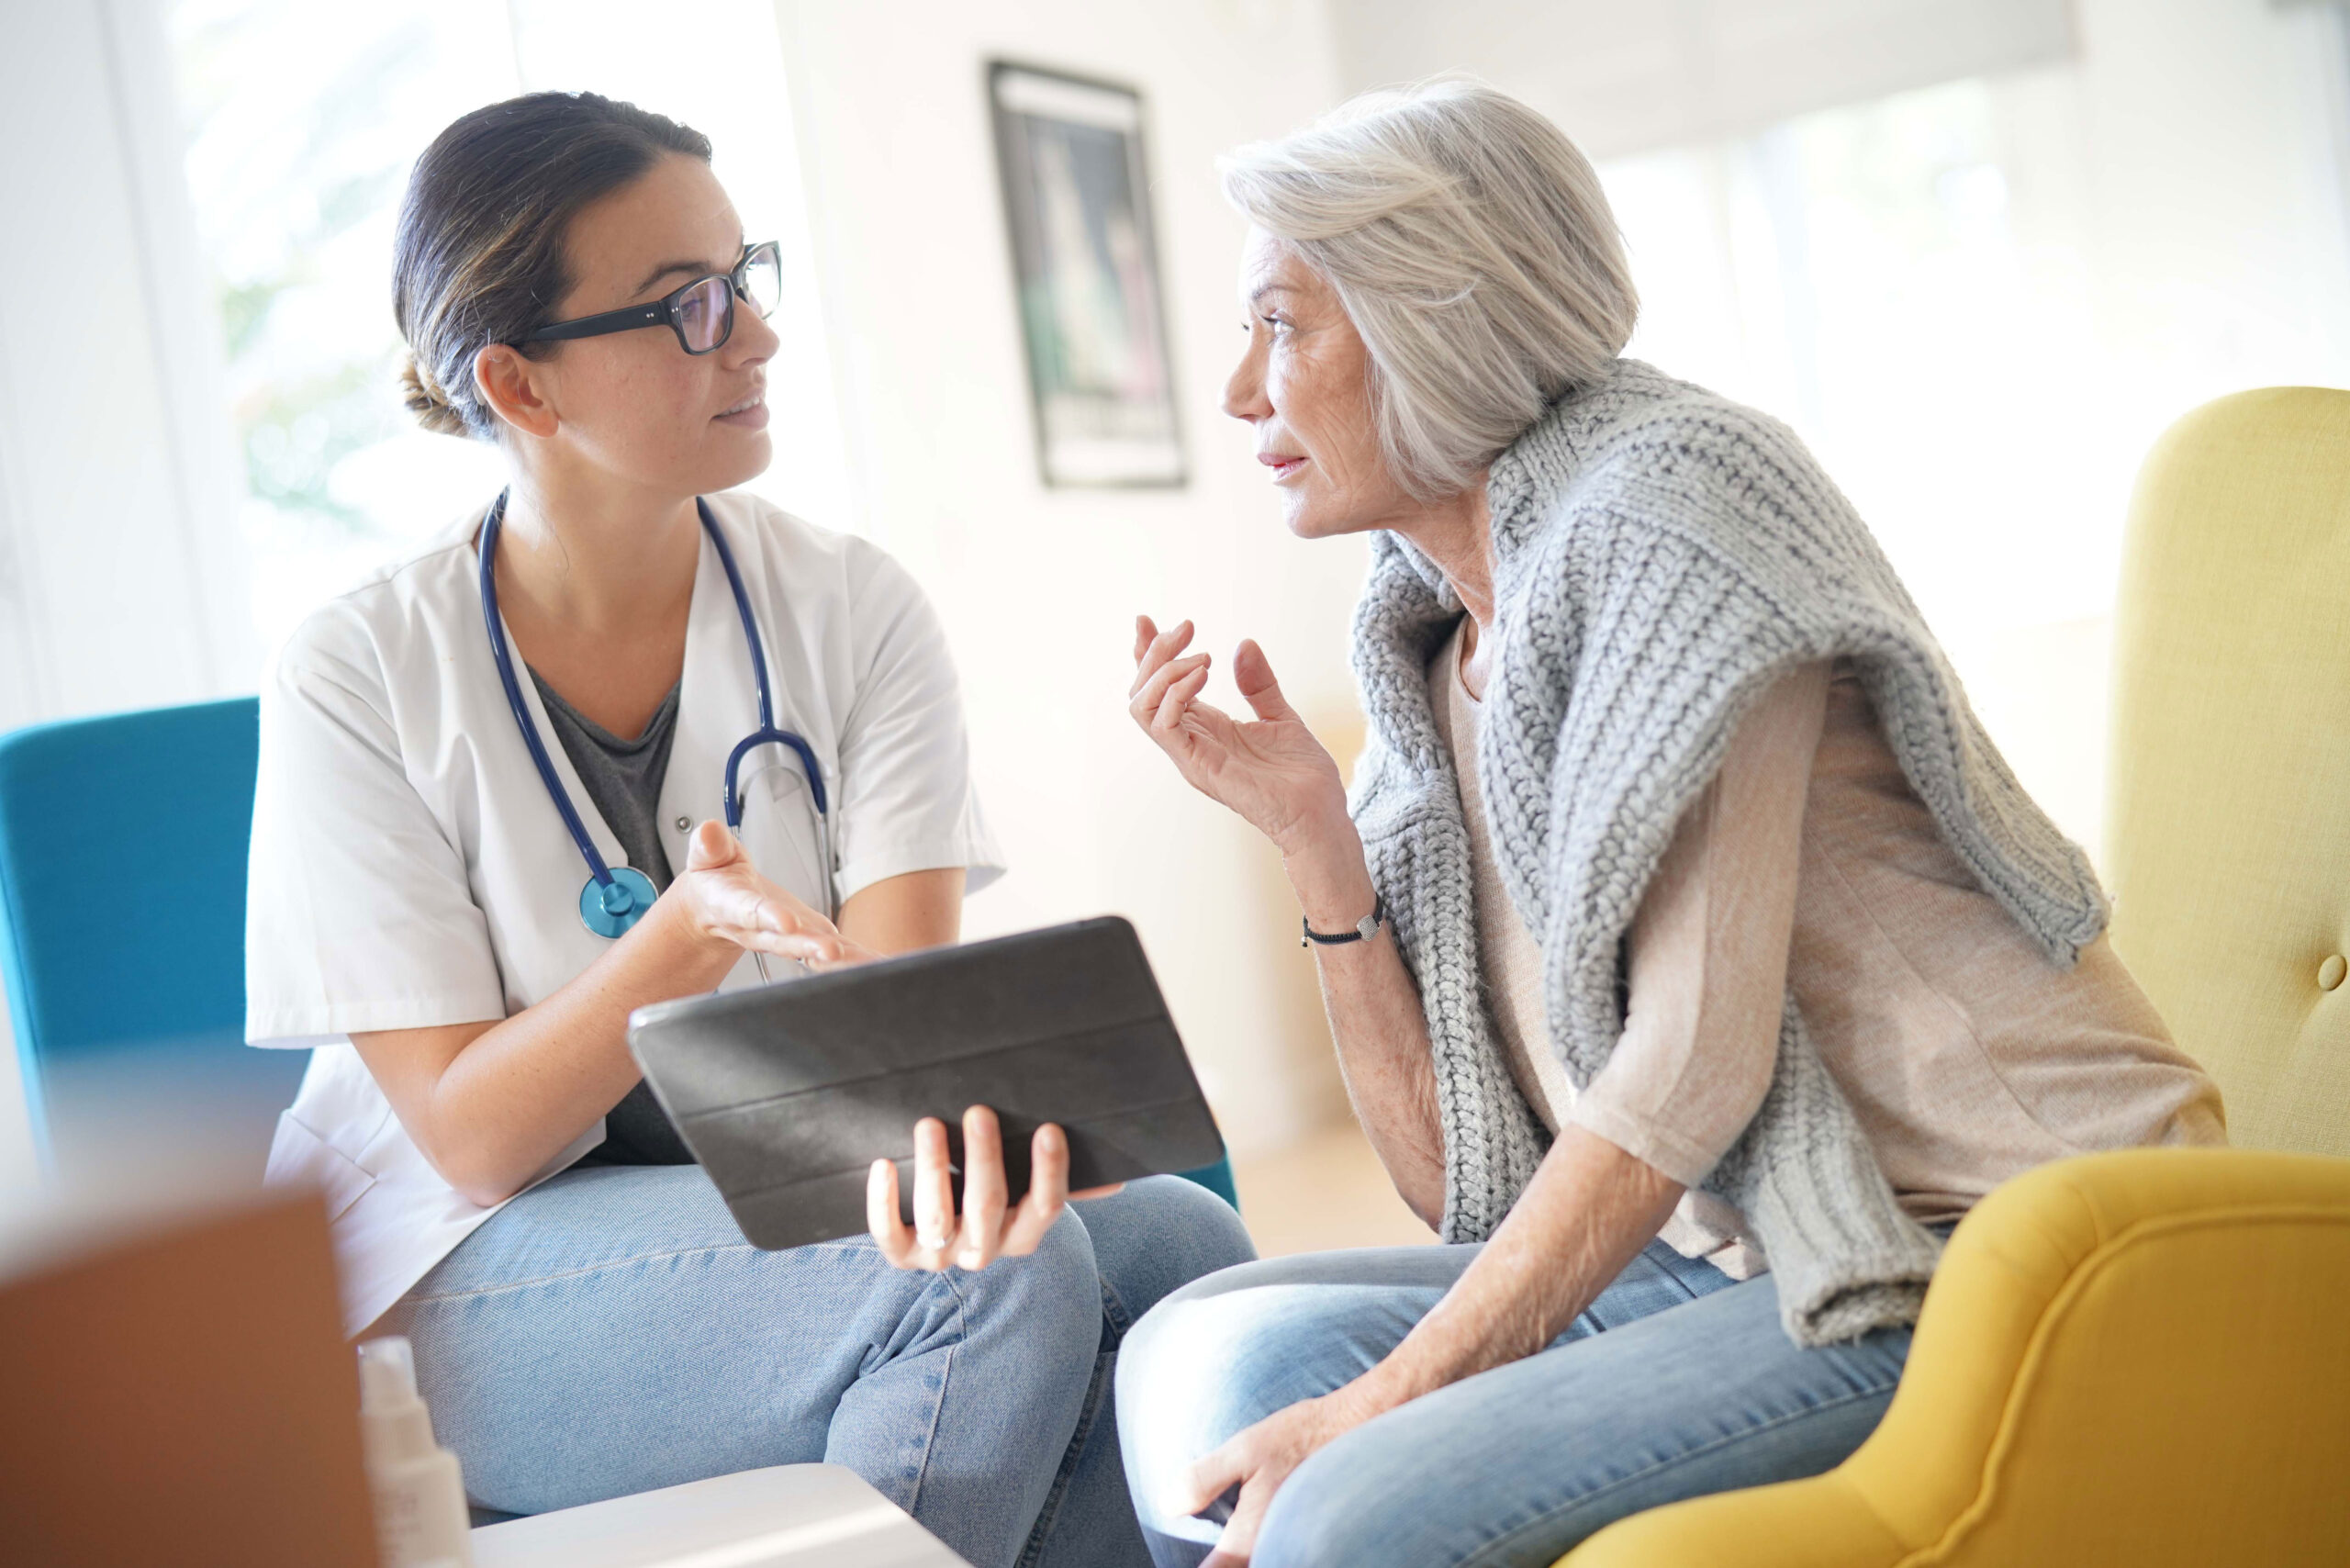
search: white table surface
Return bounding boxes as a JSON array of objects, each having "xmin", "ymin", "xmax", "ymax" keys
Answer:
[{"xmin": 470, "ymin": 1463, "xmax": 972, "ymax": 1568}]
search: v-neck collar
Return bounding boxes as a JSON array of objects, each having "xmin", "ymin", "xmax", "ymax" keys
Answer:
[
  {"xmin": 472, "ymin": 510, "xmax": 732, "ymax": 879},
  {"xmin": 527, "ymin": 666, "xmax": 682, "ymax": 755}
]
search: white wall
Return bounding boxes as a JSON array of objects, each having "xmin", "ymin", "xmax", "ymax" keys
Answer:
[{"xmin": 771, "ymin": 0, "xmax": 1365, "ymax": 1158}]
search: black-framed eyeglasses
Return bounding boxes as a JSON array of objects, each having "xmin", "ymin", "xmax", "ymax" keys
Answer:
[{"xmin": 518, "ymin": 241, "xmax": 782, "ymax": 355}]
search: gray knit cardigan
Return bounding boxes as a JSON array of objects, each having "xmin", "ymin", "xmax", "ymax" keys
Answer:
[{"xmin": 1349, "ymin": 358, "xmax": 2110, "ymax": 1345}]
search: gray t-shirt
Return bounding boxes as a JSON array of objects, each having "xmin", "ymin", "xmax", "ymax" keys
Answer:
[{"xmin": 529, "ymin": 668, "xmax": 694, "ymax": 1166}]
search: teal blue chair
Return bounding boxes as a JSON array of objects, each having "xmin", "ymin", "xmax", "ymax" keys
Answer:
[{"xmin": 0, "ymin": 699, "xmax": 304, "ymax": 1181}]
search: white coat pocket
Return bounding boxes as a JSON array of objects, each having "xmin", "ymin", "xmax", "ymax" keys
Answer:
[{"xmin": 263, "ymin": 1111, "xmax": 378, "ymax": 1225}]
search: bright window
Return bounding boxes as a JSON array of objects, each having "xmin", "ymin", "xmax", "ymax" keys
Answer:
[{"xmin": 168, "ymin": 0, "xmax": 848, "ymax": 655}]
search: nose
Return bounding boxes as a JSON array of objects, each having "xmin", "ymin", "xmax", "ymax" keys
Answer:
[
  {"xmin": 726, "ymin": 297, "xmax": 780, "ymax": 365},
  {"xmin": 1223, "ymin": 334, "xmax": 1270, "ymax": 423}
]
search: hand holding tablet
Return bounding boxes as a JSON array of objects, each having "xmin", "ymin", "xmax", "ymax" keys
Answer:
[
  {"xmin": 866, "ymin": 1103, "xmax": 1125, "ymax": 1272},
  {"xmin": 627, "ymin": 916, "xmax": 1225, "ymax": 1262}
]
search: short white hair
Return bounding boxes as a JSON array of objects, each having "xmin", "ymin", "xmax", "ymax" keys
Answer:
[{"xmin": 1219, "ymin": 78, "xmax": 1639, "ymax": 499}]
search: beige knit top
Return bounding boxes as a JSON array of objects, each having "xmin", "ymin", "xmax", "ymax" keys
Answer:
[{"xmin": 1428, "ymin": 625, "xmax": 2224, "ymax": 1278}]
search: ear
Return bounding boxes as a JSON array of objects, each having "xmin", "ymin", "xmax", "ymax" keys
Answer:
[{"xmin": 473, "ymin": 343, "xmax": 561, "ymax": 441}]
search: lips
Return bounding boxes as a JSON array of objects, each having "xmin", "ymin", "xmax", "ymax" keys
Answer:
[
  {"xmin": 1259, "ymin": 452, "xmax": 1307, "ymax": 479},
  {"xmin": 714, "ymin": 385, "xmax": 770, "ymax": 422}
]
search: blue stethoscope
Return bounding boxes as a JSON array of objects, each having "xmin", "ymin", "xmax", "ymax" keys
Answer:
[{"xmin": 477, "ymin": 490, "xmax": 835, "ymax": 950}]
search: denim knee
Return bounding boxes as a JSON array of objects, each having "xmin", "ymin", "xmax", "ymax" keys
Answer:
[
  {"xmin": 1248, "ymin": 1417, "xmax": 1440, "ymax": 1568},
  {"xmin": 1078, "ymin": 1176, "xmax": 1257, "ymax": 1335},
  {"xmin": 1115, "ymin": 1277, "xmax": 1336, "ymax": 1551},
  {"xmin": 952, "ymin": 1206, "xmax": 1102, "ymax": 1359}
]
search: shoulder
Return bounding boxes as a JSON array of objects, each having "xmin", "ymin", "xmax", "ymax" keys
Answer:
[
  {"xmin": 1495, "ymin": 362, "xmax": 1872, "ymax": 597},
  {"xmin": 1512, "ymin": 361, "xmax": 1821, "ymax": 508},
  {"xmin": 702, "ymin": 494, "xmax": 954, "ymax": 699},
  {"xmin": 266, "ymin": 508, "xmax": 486, "ymax": 705},
  {"xmin": 701, "ymin": 490, "xmax": 926, "ymax": 616}
]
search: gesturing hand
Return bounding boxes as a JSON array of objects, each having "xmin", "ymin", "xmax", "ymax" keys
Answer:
[
  {"xmin": 1181, "ymin": 1388, "xmax": 1384, "ymax": 1567},
  {"xmin": 673, "ymin": 819, "xmax": 874, "ymax": 968},
  {"xmin": 1127, "ymin": 616, "xmax": 1348, "ymax": 855}
]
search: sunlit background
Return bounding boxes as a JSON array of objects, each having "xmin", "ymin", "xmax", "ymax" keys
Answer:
[{"xmin": 3, "ymin": 0, "xmax": 2346, "ymax": 1247}]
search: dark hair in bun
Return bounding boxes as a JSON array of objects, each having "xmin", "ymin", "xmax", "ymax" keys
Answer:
[{"xmin": 392, "ymin": 92, "xmax": 710, "ymax": 440}]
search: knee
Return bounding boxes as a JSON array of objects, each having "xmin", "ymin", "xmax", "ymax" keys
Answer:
[
  {"xmin": 1155, "ymin": 1174, "xmax": 1258, "ymax": 1281},
  {"xmin": 1092, "ymin": 1175, "xmax": 1257, "ymax": 1325},
  {"xmin": 1115, "ymin": 1290, "xmax": 1243, "ymax": 1549},
  {"xmin": 1250, "ymin": 1424, "xmax": 1428, "ymax": 1568},
  {"xmin": 1016, "ymin": 1204, "xmax": 1102, "ymax": 1321},
  {"xmin": 1114, "ymin": 1278, "xmax": 1327, "ymax": 1540},
  {"xmin": 956, "ymin": 1206, "xmax": 1102, "ymax": 1356}
]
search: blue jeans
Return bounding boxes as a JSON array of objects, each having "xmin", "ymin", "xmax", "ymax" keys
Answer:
[
  {"xmin": 394, "ymin": 1166, "xmax": 1254, "ymax": 1568},
  {"xmin": 1116, "ymin": 1240, "xmax": 1914, "ymax": 1568}
]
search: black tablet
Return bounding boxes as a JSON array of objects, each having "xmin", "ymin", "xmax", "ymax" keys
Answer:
[{"xmin": 626, "ymin": 916, "xmax": 1226, "ymax": 1250}]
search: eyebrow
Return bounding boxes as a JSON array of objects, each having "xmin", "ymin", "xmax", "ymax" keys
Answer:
[
  {"xmin": 632, "ymin": 258, "xmax": 720, "ymax": 295},
  {"xmin": 631, "ymin": 239, "xmax": 749, "ymax": 297},
  {"xmin": 1246, "ymin": 282, "xmax": 1293, "ymax": 310}
]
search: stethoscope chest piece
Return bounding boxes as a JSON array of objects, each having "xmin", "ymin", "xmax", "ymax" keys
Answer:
[
  {"xmin": 578, "ymin": 865, "xmax": 660, "ymax": 939},
  {"xmin": 478, "ymin": 489, "xmax": 837, "ymax": 952}
]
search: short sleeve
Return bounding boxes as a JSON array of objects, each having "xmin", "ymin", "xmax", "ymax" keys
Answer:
[
  {"xmin": 830, "ymin": 550, "xmax": 1006, "ymax": 903},
  {"xmin": 244, "ymin": 614, "xmax": 508, "ymax": 1045}
]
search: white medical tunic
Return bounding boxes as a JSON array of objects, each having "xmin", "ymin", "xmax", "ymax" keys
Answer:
[{"xmin": 245, "ymin": 492, "xmax": 1003, "ymax": 1335}]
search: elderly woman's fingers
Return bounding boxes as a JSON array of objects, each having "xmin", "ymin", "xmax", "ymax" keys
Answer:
[
  {"xmin": 1134, "ymin": 614, "xmax": 1159, "ymax": 663},
  {"xmin": 1189, "ymin": 1438, "xmax": 1275, "ymax": 1568},
  {"xmin": 1129, "ymin": 650, "xmax": 1211, "ymax": 726},
  {"xmin": 1200, "ymin": 1484, "xmax": 1270, "ymax": 1568},
  {"xmin": 1232, "ymin": 639, "xmax": 1300, "ymax": 722},
  {"xmin": 998, "ymin": 1123, "xmax": 1071, "ymax": 1257},
  {"xmin": 1129, "ymin": 618, "xmax": 1196, "ymax": 696},
  {"xmin": 1153, "ymin": 661, "xmax": 1214, "ymax": 732},
  {"xmin": 955, "ymin": 1105, "xmax": 1010, "ymax": 1271}
]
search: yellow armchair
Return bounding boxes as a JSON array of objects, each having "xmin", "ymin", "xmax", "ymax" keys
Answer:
[{"xmin": 1565, "ymin": 386, "xmax": 2350, "ymax": 1566}]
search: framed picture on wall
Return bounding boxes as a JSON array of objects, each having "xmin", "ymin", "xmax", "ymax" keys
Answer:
[{"xmin": 988, "ymin": 61, "xmax": 1186, "ymax": 488}]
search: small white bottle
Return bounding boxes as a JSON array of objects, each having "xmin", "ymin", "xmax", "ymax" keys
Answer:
[{"xmin": 357, "ymin": 1335, "xmax": 476, "ymax": 1568}]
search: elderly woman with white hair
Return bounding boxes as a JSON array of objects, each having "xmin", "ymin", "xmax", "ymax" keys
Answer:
[{"xmin": 1114, "ymin": 80, "xmax": 2222, "ymax": 1568}]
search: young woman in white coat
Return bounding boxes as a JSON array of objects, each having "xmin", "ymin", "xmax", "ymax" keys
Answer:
[{"xmin": 243, "ymin": 92, "xmax": 1250, "ymax": 1568}]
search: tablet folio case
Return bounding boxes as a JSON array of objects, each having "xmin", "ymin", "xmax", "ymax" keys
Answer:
[{"xmin": 627, "ymin": 916, "xmax": 1225, "ymax": 1249}]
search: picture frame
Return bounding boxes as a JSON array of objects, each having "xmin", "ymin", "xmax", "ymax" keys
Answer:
[{"xmin": 988, "ymin": 61, "xmax": 1186, "ymax": 488}]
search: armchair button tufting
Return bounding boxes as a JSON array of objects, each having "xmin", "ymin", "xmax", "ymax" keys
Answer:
[{"xmin": 2322, "ymin": 955, "xmax": 2347, "ymax": 991}]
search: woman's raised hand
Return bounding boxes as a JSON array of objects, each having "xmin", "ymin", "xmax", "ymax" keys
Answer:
[
  {"xmin": 672, "ymin": 819, "xmax": 874, "ymax": 969},
  {"xmin": 1129, "ymin": 616, "xmax": 1348, "ymax": 854}
]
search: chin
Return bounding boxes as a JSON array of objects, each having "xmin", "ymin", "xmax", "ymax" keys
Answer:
[
  {"xmin": 696, "ymin": 432, "xmax": 774, "ymax": 496},
  {"xmin": 1281, "ymin": 496, "xmax": 1372, "ymax": 541}
]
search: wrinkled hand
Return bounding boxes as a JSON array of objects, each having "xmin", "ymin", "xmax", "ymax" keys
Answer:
[
  {"xmin": 1182, "ymin": 1388, "xmax": 1385, "ymax": 1567},
  {"xmin": 867, "ymin": 1105, "xmax": 1122, "ymax": 1271},
  {"xmin": 673, "ymin": 820, "xmax": 873, "ymax": 968},
  {"xmin": 1127, "ymin": 616, "xmax": 1348, "ymax": 855}
]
